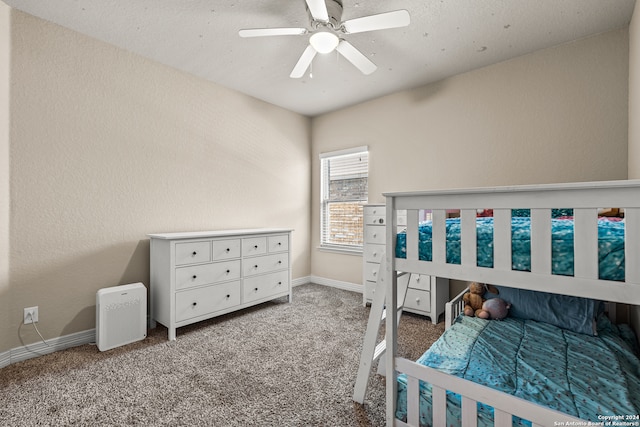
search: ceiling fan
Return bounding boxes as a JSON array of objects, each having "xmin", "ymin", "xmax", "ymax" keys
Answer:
[{"xmin": 239, "ymin": 0, "xmax": 410, "ymax": 78}]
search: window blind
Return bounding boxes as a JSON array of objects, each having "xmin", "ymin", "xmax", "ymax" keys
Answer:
[{"xmin": 320, "ymin": 148, "xmax": 369, "ymax": 250}]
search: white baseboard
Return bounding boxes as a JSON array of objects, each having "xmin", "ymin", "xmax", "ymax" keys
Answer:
[
  {"xmin": 0, "ymin": 350, "xmax": 10, "ymax": 369},
  {"xmin": 309, "ymin": 275, "xmax": 363, "ymax": 293},
  {"xmin": 293, "ymin": 275, "xmax": 363, "ymax": 293},
  {"xmin": 292, "ymin": 276, "xmax": 311, "ymax": 287},
  {"xmin": 4, "ymin": 328, "xmax": 95, "ymax": 367}
]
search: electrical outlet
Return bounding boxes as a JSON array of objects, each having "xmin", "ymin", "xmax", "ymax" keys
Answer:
[{"xmin": 23, "ymin": 306, "xmax": 38, "ymax": 324}]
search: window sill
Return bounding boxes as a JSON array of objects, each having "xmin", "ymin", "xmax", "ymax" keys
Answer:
[{"xmin": 317, "ymin": 245, "xmax": 363, "ymax": 256}]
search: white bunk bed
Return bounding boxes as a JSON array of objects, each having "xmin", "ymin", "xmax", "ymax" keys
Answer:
[{"xmin": 382, "ymin": 179, "xmax": 640, "ymax": 427}]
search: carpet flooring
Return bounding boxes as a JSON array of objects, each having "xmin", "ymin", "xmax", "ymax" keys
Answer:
[{"xmin": 0, "ymin": 283, "xmax": 445, "ymax": 426}]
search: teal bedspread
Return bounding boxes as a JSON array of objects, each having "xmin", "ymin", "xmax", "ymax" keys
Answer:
[
  {"xmin": 395, "ymin": 316, "xmax": 640, "ymax": 426},
  {"xmin": 395, "ymin": 217, "xmax": 626, "ymax": 280}
]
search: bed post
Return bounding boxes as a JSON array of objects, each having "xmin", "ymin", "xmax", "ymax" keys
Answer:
[{"xmin": 385, "ymin": 197, "xmax": 398, "ymax": 426}]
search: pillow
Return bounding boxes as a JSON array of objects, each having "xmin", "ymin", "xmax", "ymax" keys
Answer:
[{"xmin": 485, "ymin": 286, "xmax": 601, "ymax": 336}]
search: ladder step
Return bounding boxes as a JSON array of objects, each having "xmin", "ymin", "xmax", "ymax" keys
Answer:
[
  {"xmin": 373, "ymin": 340, "xmax": 386, "ymax": 361},
  {"xmin": 381, "ymin": 304, "xmax": 405, "ymax": 322}
]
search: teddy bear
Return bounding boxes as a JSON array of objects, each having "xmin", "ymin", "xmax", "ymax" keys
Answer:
[
  {"xmin": 463, "ymin": 282, "xmax": 500, "ymax": 319},
  {"xmin": 463, "ymin": 282, "xmax": 511, "ymax": 320}
]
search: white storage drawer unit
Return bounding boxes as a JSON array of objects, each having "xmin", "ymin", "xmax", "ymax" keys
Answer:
[
  {"xmin": 149, "ymin": 228, "xmax": 292, "ymax": 340},
  {"xmin": 362, "ymin": 205, "xmax": 448, "ymax": 324}
]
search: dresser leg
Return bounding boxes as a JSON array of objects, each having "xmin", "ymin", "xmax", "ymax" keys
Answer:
[{"xmin": 168, "ymin": 327, "xmax": 176, "ymax": 341}]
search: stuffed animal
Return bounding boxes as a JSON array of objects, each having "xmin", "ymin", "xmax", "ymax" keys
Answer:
[
  {"xmin": 463, "ymin": 282, "xmax": 491, "ymax": 319},
  {"xmin": 482, "ymin": 297, "xmax": 511, "ymax": 320},
  {"xmin": 462, "ymin": 282, "xmax": 501, "ymax": 319}
]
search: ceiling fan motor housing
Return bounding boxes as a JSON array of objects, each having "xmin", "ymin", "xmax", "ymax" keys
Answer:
[{"xmin": 311, "ymin": 0, "xmax": 343, "ymax": 30}]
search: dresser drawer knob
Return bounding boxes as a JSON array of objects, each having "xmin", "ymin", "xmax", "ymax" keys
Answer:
[
  {"xmin": 254, "ymin": 287, "xmax": 258, "ymax": 291},
  {"xmin": 278, "ymin": 260, "xmax": 282, "ymax": 264},
  {"xmin": 254, "ymin": 265, "xmax": 258, "ymax": 269},
  {"xmin": 278, "ymin": 281, "xmax": 282, "ymax": 285},
  {"xmin": 192, "ymin": 275, "xmax": 197, "ymax": 279},
  {"xmin": 192, "ymin": 302, "xmax": 197, "ymax": 307},
  {"xmin": 226, "ymin": 248, "xmax": 230, "ymax": 252},
  {"xmin": 278, "ymin": 242, "xmax": 282, "ymax": 246},
  {"xmin": 378, "ymin": 218, "xmax": 384, "ymax": 224},
  {"xmin": 254, "ymin": 245, "xmax": 258, "ymax": 249},
  {"xmin": 226, "ymin": 294, "xmax": 230, "ymax": 299},
  {"xmin": 226, "ymin": 269, "xmax": 230, "ymax": 274}
]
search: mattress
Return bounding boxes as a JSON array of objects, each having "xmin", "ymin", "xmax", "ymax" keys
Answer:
[
  {"xmin": 395, "ymin": 315, "xmax": 640, "ymax": 426},
  {"xmin": 395, "ymin": 216, "xmax": 626, "ymax": 281}
]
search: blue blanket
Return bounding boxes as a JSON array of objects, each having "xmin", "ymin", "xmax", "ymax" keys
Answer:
[
  {"xmin": 396, "ymin": 316, "xmax": 640, "ymax": 426},
  {"xmin": 395, "ymin": 217, "xmax": 626, "ymax": 280}
]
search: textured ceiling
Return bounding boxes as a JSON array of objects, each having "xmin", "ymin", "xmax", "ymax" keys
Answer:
[{"xmin": 3, "ymin": 0, "xmax": 637, "ymax": 116}]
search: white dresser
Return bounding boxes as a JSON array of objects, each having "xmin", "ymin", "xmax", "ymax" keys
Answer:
[
  {"xmin": 362, "ymin": 205, "xmax": 448, "ymax": 324},
  {"xmin": 149, "ymin": 228, "xmax": 292, "ymax": 340}
]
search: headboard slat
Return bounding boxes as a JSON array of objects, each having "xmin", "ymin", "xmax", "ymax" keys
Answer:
[
  {"xmin": 530, "ymin": 209, "xmax": 551, "ymax": 274},
  {"xmin": 461, "ymin": 209, "xmax": 477, "ymax": 267},
  {"xmin": 493, "ymin": 208, "xmax": 512, "ymax": 271},
  {"xmin": 626, "ymin": 207, "xmax": 640, "ymax": 284},
  {"xmin": 432, "ymin": 210, "xmax": 446, "ymax": 264},
  {"xmin": 574, "ymin": 208, "xmax": 598, "ymax": 279}
]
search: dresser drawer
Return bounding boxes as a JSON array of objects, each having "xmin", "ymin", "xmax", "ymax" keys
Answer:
[
  {"xmin": 365, "ymin": 280, "xmax": 377, "ymax": 301},
  {"xmin": 175, "ymin": 281, "xmax": 241, "ymax": 322},
  {"xmin": 242, "ymin": 237, "xmax": 267, "ymax": 256},
  {"xmin": 267, "ymin": 235, "xmax": 288, "ymax": 253},
  {"xmin": 364, "ymin": 213, "xmax": 385, "ymax": 226},
  {"xmin": 404, "ymin": 288, "xmax": 430, "ymax": 313},
  {"xmin": 212, "ymin": 239, "xmax": 240, "ymax": 260},
  {"xmin": 408, "ymin": 274, "xmax": 431, "ymax": 291},
  {"xmin": 364, "ymin": 243, "xmax": 384, "ymax": 264},
  {"xmin": 364, "ymin": 226, "xmax": 385, "ymax": 244},
  {"xmin": 175, "ymin": 241, "xmax": 211, "ymax": 266},
  {"xmin": 175, "ymin": 260, "xmax": 241, "ymax": 290},
  {"xmin": 243, "ymin": 270, "xmax": 289, "ymax": 303},
  {"xmin": 364, "ymin": 261, "xmax": 381, "ymax": 282},
  {"xmin": 364, "ymin": 205, "xmax": 385, "ymax": 218},
  {"xmin": 243, "ymin": 253, "xmax": 289, "ymax": 277}
]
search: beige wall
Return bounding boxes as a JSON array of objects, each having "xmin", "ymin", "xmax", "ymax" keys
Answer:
[
  {"xmin": 6, "ymin": 11, "xmax": 311, "ymax": 351},
  {"xmin": 1, "ymin": 3, "xmax": 10, "ymax": 355},
  {"xmin": 311, "ymin": 29, "xmax": 629, "ymax": 290},
  {"xmin": 628, "ymin": 3, "xmax": 640, "ymax": 338}
]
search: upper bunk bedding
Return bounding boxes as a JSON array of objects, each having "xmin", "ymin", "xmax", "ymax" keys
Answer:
[
  {"xmin": 395, "ymin": 314, "xmax": 640, "ymax": 427},
  {"xmin": 395, "ymin": 213, "xmax": 625, "ymax": 281}
]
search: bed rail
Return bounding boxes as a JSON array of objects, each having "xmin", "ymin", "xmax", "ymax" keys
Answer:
[
  {"xmin": 395, "ymin": 358, "xmax": 585, "ymax": 427},
  {"xmin": 386, "ymin": 179, "xmax": 640, "ymax": 306},
  {"xmin": 444, "ymin": 288, "xmax": 466, "ymax": 329}
]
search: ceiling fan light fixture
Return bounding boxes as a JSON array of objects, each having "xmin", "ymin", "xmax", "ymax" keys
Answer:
[{"xmin": 309, "ymin": 31, "xmax": 339, "ymax": 53}]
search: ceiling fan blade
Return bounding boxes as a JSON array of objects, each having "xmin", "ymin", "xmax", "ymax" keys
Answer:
[
  {"xmin": 342, "ymin": 9, "xmax": 410, "ymax": 34},
  {"xmin": 239, "ymin": 28, "xmax": 307, "ymax": 37},
  {"xmin": 290, "ymin": 45, "xmax": 318, "ymax": 78},
  {"xmin": 305, "ymin": 0, "xmax": 329, "ymax": 22},
  {"xmin": 336, "ymin": 40, "xmax": 377, "ymax": 75}
]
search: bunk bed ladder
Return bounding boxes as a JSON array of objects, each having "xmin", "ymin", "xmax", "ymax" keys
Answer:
[{"xmin": 353, "ymin": 255, "xmax": 410, "ymax": 404}]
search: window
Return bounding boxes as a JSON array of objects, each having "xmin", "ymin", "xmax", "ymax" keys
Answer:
[{"xmin": 320, "ymin": 146, "xmax": 369, "ymax": 252}]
